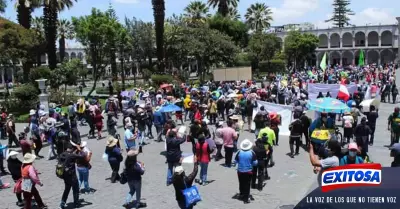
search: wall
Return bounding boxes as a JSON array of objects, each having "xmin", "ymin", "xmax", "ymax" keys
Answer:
[{"xmin": 213, "ymin": 67, "xmax": 252, "ymax": 81}]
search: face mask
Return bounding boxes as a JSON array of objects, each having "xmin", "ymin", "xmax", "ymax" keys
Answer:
[{"xmin": 349, "ymin": 151, "xmax": 357, "ymax": 157}]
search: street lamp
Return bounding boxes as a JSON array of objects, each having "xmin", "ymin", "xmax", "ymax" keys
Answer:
[{"xmin": 36, "ymin": 79, "xmax": 49, "ymax": 112}]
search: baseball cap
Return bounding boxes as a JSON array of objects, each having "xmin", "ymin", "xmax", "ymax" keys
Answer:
[{"xmin": 389, "ymin": 143, "xmax": 400, "ymax": 154}]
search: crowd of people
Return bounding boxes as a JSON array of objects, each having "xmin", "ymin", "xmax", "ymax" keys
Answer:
[{"xmin": 0, "ymin": 63, "xmax": 400, "ymax": 209}]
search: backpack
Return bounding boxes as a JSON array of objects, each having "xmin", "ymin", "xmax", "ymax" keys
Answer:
[{"xmin": 55, "ymin": 153, "xmax": 72, "ymax": 179}]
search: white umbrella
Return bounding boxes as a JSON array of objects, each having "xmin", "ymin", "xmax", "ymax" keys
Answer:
[{"xmin": 360, "ymin": 99, "xmax": 380, "ymax": 112}]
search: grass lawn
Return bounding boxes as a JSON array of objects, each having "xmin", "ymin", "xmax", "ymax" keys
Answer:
[{"xmin": 15, "ymin": 98, "xmax": 107, "ymax": 123}]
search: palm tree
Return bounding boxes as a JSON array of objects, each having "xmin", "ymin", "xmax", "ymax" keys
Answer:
[
  {"xmin": 207, "ymin": 0, "xmax": 239, "ymax": 17},
  {"xmin": 15, "ymin": 0, "xmax": 41, "ymax": 29},
  {"xmin": 32, "ymin": 17, "xmax": 46, "ymax": 66},
  {"xmin": 245, "ymin": 3, "xmax": 273, "ymax": 32},
  {"xmin": 227, "ymin": 6, "xmax": 240, "ymax": 20},
  {"xmin": 43, "ymin": 0, "xmax": 75, "ymax": 69},
  {"xmin": 58, "ymin": 19, "xmax": 74, "ymax": 62},
  {"xmin": 184, "ymin": 1, "xmax": 209, "ymax": 25},
  {"xmin": 152, "ymin": 0, "xmax": 165, "ymax": 72}
]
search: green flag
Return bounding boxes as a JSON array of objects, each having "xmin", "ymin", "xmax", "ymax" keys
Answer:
[
  {"xmin": 320, "ymin": 52, "xmax": 327, "ymax": 71},
  {"xmin": 358, "ymin": 50, "xmax": 365, "ymax": 66}
]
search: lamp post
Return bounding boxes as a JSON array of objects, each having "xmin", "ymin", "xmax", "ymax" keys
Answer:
[{"xmin": 36, "ymin": 79, "xmax": 49, "ymax": 112}]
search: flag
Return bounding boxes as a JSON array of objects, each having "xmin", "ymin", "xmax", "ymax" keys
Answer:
[
  {"xmin": 358, "ymin": 50, "xmax": 365, "ymax": 66},
  {"xmin": 320, "ymin": 52, "xmax": 327, "ymax": 71},
  {"xmin": 337, "ymin": 84, "xmax": 350, "ymax": 101}
]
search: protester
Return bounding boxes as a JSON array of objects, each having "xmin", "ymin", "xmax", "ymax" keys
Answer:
[
  {"xmin": 172, "ymin": 156, "xmax": 198, "ymax": 209},
  {"xmin": 21, "ymin": 153, "xmax": 47, "ymax": 209},
  {"xmin": 366, "ymin": 105, "xmax": 378, "ymax": 145},
  {"xmin": 220, "ymin": 120, "xmax": 238, "ymax": 168},
  {"xmin": 389, "ymin": 143, "xmax": 400, "ymax": 167},
  {"xmin": 234, "ymin": 139, "xmax": 258, "ymax": 204},
  {"xmin": 75, "ymin": 141, "xmax": 93, "ymax": 194},
  {"xmin": 122, "ymin": 149, "xmax": 146, "ymax": 209},
  {"xmin": 166, "ymin": 129, "xmax": 185, "ymax": 186},
  {"xmin": 6, "ymin": 114, "xmax": 19, "ymax": 148},
  {"xmin": 105, "ymin": 137, "xmax": 123, "ymax": 183},
  {"xmin": 340, "ymin": 143, "xmax": 364, "ymax": 165},
  {"xmin": 251, "ymin": 138, "xmax": 267, "ymax": 191},
  {"xmin": 195, "ymin": 134, "xmax": 212, "ymax": 186},
  {"xmin": 288, "ymin": 115, "xmax": 303, "ymax": 158},
  {"xmin": 6, "ymin": 151, "xmax": 24, "ymax": 206},
  {"xmin": 94, "ymin": 109, "xmax": 104, "ymax": 139}
]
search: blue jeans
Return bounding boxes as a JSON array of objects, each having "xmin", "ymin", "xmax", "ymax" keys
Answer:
[
  {"xmin": 77, "ymin": 166, "xmax": 90, "ymax": 191},
  {"xmin": 138, "ymin": 130, "xmax": 145, "ymax": 144},
  {"xmin": 199, "ymin": 162, "xmax": 209, "ymax": 183},
  {"xmin": 167, "ymin": 162, "xmax": 179, "ymax": 185},
  {"xmin": 126, "ymin": 180, "xmax": 141, "ymax": 204},
  {"xmin": 47, "ymin": 141, "xmax": 57, "ymax": 160}
]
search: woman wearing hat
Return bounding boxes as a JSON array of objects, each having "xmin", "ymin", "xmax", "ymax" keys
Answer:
[
  {"xmin": 105, "ymin": 137, "xmax": 123, "ymax": 183},
  {"xmin": 122, "ymin": 150, "xmax": 146, "ymax": 209},
  {"xmin": 7, "ymin": 151, "xmax": 24, "ymax": 206},
  {"xmin": 234, "ymin": 139, "xmax": 258, "ymax": 204},
  {"xmin": 21, "ymin": 153, "xmax": 47, "ymax": 209}
]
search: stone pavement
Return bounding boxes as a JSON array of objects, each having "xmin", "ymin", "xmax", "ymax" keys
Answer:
[{"xmin": 0, "ymin": 102, "xmax": 395, "ymax": 209}]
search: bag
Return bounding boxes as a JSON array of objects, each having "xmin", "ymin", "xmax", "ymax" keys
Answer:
[
  {"xmin": 120, "ymin": 170, "xmax": 127, "ymax": 185},
  {"xmin": 55, "ymin": 153, "xmax": 71, "ymax": 179},
  {"xmin": 21, "ymin": 178, "xmax": 33, "ymax": 192},
  {"xmin": 182, "ymin": 180, "xmax": 201, "ymax": 208},
  {"xmin": 13, "ymin": 178, "xmax": 22, "ymax": 194}
]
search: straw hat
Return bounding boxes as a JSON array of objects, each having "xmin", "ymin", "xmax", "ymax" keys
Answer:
[
  {"xmin": 230, "ymin": 115, "xmax": 240, "ymax": 120},
  {"xmin": 107, "ymin": 137, "xmax": 118, "ymax": 147},
  {"xmin": 23, "ymin": 153, "xmax": 36, "ymax": 164},
  {"xmin": 240, "ymin": 139, "xmax": 253, "ymax": 151},
  {"xmin": 29, "ymin": 109, "xmax": 36, "ymax": 116},
  {"xmin": 174, "ymin": 166, "xmax": 184, "ymax": 175}
]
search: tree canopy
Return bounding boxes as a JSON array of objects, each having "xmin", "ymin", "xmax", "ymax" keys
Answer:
[{"xmin": 284, "ymin": 31, "xmax": 319, "ymax": 69}]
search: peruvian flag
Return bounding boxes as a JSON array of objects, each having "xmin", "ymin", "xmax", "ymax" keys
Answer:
[{"xmin": 337, "ymin": 84, "xmax": 350, "ymax": 101}]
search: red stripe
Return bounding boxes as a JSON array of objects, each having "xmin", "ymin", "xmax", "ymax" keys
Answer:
[{"xmin": 323, "ymin": 163, "xmax": 381, "ymax": 172}]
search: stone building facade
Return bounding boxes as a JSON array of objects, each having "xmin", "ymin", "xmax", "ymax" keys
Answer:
[{"xmin": 274, "ymin": 17, "xmax": 400, "ymax": 67}]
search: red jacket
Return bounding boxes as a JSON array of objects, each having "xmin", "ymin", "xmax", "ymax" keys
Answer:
[
  {"xmin": 195, "ymin": 142, "xmax": 211, "ymax": 163},
  {"xmin": 94, "ymin": 114, "xmax": 103, "ymax": 127}
]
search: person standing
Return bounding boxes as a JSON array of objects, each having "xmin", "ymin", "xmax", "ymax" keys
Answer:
[
  {"xmin": 389, "ymin": 143, "xmax": 400, "ymax": 167},
  {"xmin": 105, "ymin": 137, "xmax": 123, "ymax": 183},
  {"xmin": 251, "ymin": 138, "xmax": 267, "ymax": 191},
  {"xmin": 219, "ymin": 120, "xmax": 238, "ymax": 168},
  {"xmin": 123, "ymin": 150, "xmax": 146, "ymax": 209},
  {"xmin": 208, "ymin": 99, "xmax": 217, "ymax": 125},
  {"xmin": 124, "ymin": 122, "xmax": 137, "ymax": 151},
  {"xmin": 195, "ymin": 134, "xmax": 212, "ymax": 186},
  {"xmin": 75, "ymin": 141, "xmax": 92, "ymax": 194},
  {"xmin": 367, "ymin": 105, "xmax": 378, "ymax": 146},
  {"xmin": 58, "ymin": 143, "xmax": 85, "ymax": 209},
  {"xmin": 166, "ymin": 129, "xmax": 185, "ymax": 186},
  {"xmin": 342, "ymin": 112, "xmax": 354, "ymax": 144},
  {"xmin": 235, "ymin": 139, "xmax": 258, "ymax": 204},
  {"xmin": 93, "ymin": 109, "xmax": 104, "ymax": 139},
  {"xmin": 21, "ymin": 153, "xmax": 47, "ymax": 209},
  {"xmin": 183, "ymin": 95, "xmax": 192, "ymax": 121},
  {"xmin": 392, "ymin": 84, "xmax": 398, "ymax": 104},
  {"xmin": 172, "ymin": 156, "xmax": 198, "ymax": 209},
  {"xmin": 214, "ymin": 122, "xmax": 224, "ymax": 161},
  {"xmin": 339, "ymin": 143, "xmax": 364, "ymax": 165},
  {"xmin": 299, "ymin": 111, "xmax": 311, "ymax": 147},
  {"xmin": 354, "ymin": 117, "xmax": 371, "ymax": 159},
  {"xmin": 6, "ymin": 114, "xmax": 19, "ymax": 148},
  {"xmin": 7, "ymin": 151, "xmax": 24, "ymax": 206},
  {"xmin": 153, "ymin": 107, "xmax": 165, "ymax": 142},
  {"xmin": 270, "ymin": 113, "xmax": 280, "ymax": 146},
  {"xmin": 288, "ymin": 116, "xmax": 303, "ymax": 158}
]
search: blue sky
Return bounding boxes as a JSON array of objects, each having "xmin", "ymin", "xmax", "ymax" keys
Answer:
[
  {"xmin": 2, "ymin": 0, "xmax": 399, "ymax": 46},
  {"xmin": 3, "ymin": 0, "xmax": 399, "ymax": 27}
]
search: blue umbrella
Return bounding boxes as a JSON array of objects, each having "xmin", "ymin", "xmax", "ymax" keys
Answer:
[
  {"xmin": 306, "ymin": 98, "xmax": 350, "ymax": 114},
  {"xmin": 159, "ymin": 104, "xmax": 182, "ymax": 113}
]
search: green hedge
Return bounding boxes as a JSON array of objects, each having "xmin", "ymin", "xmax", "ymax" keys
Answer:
[
  {"xmin": 233, "ymin": 52, "xmax": 251, "ymax": 67},
  {"xmin": 259, "ymin": 59, "xmax": 286, "ymax": 73},
  {"xmin": 151, "ymin": 74, "xmax": 174, "ymax": 86}
]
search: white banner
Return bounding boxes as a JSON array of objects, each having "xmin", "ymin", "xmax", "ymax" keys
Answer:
[
  {"xmin": 252, "ymin": 101, "xmax": 293, "ymax": 136},
  {"xmin": 307, "ymin": 83, "xmax": 358, "ymax": 100}
]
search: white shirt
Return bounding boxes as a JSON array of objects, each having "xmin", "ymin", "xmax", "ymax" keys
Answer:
[{"xmin": 342, "ymin": 115, "xmax": 354, "ymax": 128}]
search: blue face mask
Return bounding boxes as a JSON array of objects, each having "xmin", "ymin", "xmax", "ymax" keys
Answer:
[{"xmin": 349, "ymin": 151, "xmax": 357, "ymax": 157}]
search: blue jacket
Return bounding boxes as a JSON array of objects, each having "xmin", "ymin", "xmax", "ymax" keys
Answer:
[
  {"xmin": 235, "ymin": 150, "xmax": 258, "ymax": 173},
  {"xmin": 153, "ymin": 112, "xmax": 165, "ymax": 126}
]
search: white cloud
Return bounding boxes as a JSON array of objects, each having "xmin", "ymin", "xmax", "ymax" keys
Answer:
[
  {"xmin": 350, "ymin": 8, "xmax": 396, "ymax": 26},
  {"xmin": 314, "ymin": 8, "xmax": 397, "ymax": 29},
  {"xmin": 113, "ymin": 0, "xmax": 139, "ymax": 4},
  {"xmin": 270, "ymin": 0, "xmax": 319, "ymax": 24}
]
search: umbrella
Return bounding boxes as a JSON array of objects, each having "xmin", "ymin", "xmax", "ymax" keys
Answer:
[
  {"xmin": 360, "ymin": 99, "xmax": 380, "ymax": 112},
  {"xmin": 159, "ymin": 104, "xmax": 182, "ymax": 113},
  {"xmin": 120, "ymin": 91, "xmax": 129, "ymax": 97},
  {"xmin": 306, "ymin": 97, "xmax": 350, "ymax": 114},
  {"xmin": 128, "ymin": 89, "xmax": 135, "ymax": 97},
  {"xmin": 160, "ymin": 84, "xmax": 170, "ymax": 89}
]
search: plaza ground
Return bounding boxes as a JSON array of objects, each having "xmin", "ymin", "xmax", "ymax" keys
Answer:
[{"xmin": 0, "ymin": 103, "xmax": 395, "ymax": 209}]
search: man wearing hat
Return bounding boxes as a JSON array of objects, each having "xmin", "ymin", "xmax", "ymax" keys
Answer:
[{"xmin": 235, "ymin": 139, "xmax": 258, "ymax": 204}]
